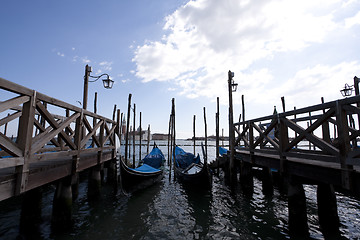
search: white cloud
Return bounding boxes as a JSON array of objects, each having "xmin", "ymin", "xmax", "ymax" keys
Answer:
[
  {"xmin": 132, "ymin": 0, "xmax": 359, "ymax": 119},
  {"xmin": 82, "ymin": 57, "xmax": 91, "ymax": 63},
  {"xmin": 345, "ymin": 10, "xmax": 360, "ymax": 28},
  {"xmin": 57, "ymin": 52, "xmax": 65, "ymax": 57},
  {"xmin": 99, "ymin": 61, "xmax": 113, "ymax": 71}
]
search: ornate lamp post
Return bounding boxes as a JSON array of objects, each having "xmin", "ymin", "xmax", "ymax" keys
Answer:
[
  {"xmin": 83, "ymin": 64, "xmax": 114, "ymax": 110},
  {"xmin": 340, "ymin": 83, "xmax": 354, "ymax": 97}
]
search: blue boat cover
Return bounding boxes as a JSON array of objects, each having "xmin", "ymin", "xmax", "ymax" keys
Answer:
[
  {"xmin": 142, "ymin": 147, "xmax": 165, "ymax": 169},
  {"xmin": 131, "ymin": 164, "xmax": 161, "ymax": 173},
  {"xmin": 174, "ymin": 146, "xmax": 200, "ymax": 169},
  {"xmin": 219, "ymin": 147, "xmax": 228, "ymax": 156}
]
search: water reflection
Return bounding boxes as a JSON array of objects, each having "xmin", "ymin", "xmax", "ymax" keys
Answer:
[{"xmin": 182, "ymin": 185, "xmax": 212, "ymax": 239}]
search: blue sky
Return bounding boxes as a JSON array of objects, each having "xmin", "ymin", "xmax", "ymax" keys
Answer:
[{"xmin": 1, "ymin": 0, "xmax": 360, "ymax": 138}]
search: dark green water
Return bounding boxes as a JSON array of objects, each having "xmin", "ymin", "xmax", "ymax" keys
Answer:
[{"xmin": 0, "ymin": 140, "xmax": 359, "ymax": 239}]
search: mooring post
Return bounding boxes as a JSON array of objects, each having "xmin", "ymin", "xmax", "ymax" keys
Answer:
[
  {"xmin": 240, "ymin": 161, "xmax": 253, "ymax": 195},
  {"xmin": 216, "ymin": 97, "xmax": 220, "ymax": 176},
  {"xmin": 172, "ymin": 98, "xmax": 176, "ymax": 180},
  {"xmin": 203, "ymin": 107, "xmax": 208, "ymax": 164},
  {"xmin": 125, "ymin": 94, "xmax": 132, "ymax": 164},
  {"xmin": 139, "ymin": 111, "xmax": 142, "ymax": 162},
  {"xmin": 133, "ymin": 103, "xmax": 136, "ymax": 168},
  {"xmin": 147, "ymin": 124, "xmax": 150, "ymax": 155},
  {"xmin": 193, "ymin": 114, "xmax": 196, "ymax": 156},
  {"xmin": 20, "ymin": 187, "xmax": 42, "ymax": 238},
  {"xmin": 88, "ymin": 165, "xmax": 102, "ymax": 199},
  {"xmin": 317, "ymin": 183, "xmax": 340, "ymax": 237},
  {"xmin": 52, "ymin": 176, "xmax": 73, "ymax": 231},
  {"xmin": 228, "ymin": 70, "xmax": 237, "ymax": 186},
  {"xmin": 287, "ymin": 176, "xmax": 309, "ymax": 238},
  {"xmin": 261, "ymin": 167, "xmax": 273, "ymax": 197},
  {"xmin": 168, "ymin": 116, "xmax": 172, "ymax": 166}
]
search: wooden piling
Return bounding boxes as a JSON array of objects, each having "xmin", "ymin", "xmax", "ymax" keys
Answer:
[
  {"xmin": 261, "ymin": 167, "xmax": 273, "ymax": 197},
  {"xmin": 287, "ymin": 176, "xmax": 309, "ymax": 238},
  {"xmin": 139, "ymin": 111, "xmax": 142, "ymax": 162},
  {"xmin": 203, "ymin": 107, "xmax": 208, "ymax": 164},
  {"xmin": 168, "ymin": 116, "xmax": 172, "ymax": 166},
  {"xmin": 193, "ymin": 115, "xmax": 196, "ymax": 155},
  {"xmin": 52, "ymin": 177, "xmax": 73, "ymax": 231},
  {"xmin": 133, "ymin": 103, "xmax": 136, "ymax": 168},
  {"xmin": 169, "ymin": 114, "xmax": 173, "ymax": 178},
  {"xmin": 228, "ymin": 71, "xmax": 236, "ymax": 186},
  {"xmin": 171, "ymin": 98, "xmax": 176, "ymax": 180},
  {"xmin": 147, "ymin": 124, "xmax": 150, "ymax": 155},
  {"xmin": 87, "ymin": 165, "xmax": 102, "ymax": 199},
  {"xmin": 20, "ymin": 188, "xmax": 42, "ymax": 238},
  {"xmin": 240, "ymin": 161, "xmax": 253, "ymax": 195},
  {"xmin": 216, "ymin": 97, "xmax": 220, "ymax": 175},
  {"xmin": 317, "ymin": 183, "xmax": 340, "ymax": 237},
  {"xmin": 125, "ymin": 94, "xmax": 132, "ymax": 163}
]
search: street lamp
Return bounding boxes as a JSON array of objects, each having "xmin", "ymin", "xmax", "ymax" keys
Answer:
[
  {"xmin": 83, "ymin": 64, "xmax": 114, "ymax": 110},
  {"xmin": 227, "ymin": 70, "xmax": 237, "ymax": 186},
  {"xmin": 340, "ymin": 83, "xmax": 353, "ymax": 97},
  {"xmin": 229, "ymin": 71, "xmax": 238, "ymax": 92}
]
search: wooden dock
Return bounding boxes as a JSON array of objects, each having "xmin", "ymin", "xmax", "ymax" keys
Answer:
[
  {"xmin": 0, "ymin": 77, "xmax": 118, "ymax": 201},
  {"xmin": 230, "ymin": 95, "xmax": 360, "ymax": 194},
  {"xmin": 209, "ymin": 86, "xmax": 360, "ymax": 238}
]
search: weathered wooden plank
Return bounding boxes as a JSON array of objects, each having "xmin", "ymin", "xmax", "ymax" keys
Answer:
[
  {"xmin": 284, "ymin": 110, "xmax": 339, "ymax": 156},
  {"xmin": 80, "ymin": 119, "xmax": 102, "ymax": 149},
  {"xmin": 31, "ymin": 111, "xmax": 79, "ymax": 154},
  {"xmin": 253, "ymin": 121, "xmax": 279, "ymax": 150},
  {"xmin": 0, "ymin": 132, "xmax": 23, "ymax": 157},
  {"xmin": 15, "ymin": 91, "xmax": 36, "ymax": 195},
  {"xmin": 33, "ymin": 118, "xmax": 61, "ymax": 148},
  {"xmin": 35, "ymin": 102, "xmax": 78, "ymax": 150},
  {"xmin": 0, "ymin": 179, "xmax": 16, "ymax": 202},
  {"xmin": 0, "ymin": 95, "xmax": 30, "ymax": 114},
  {"xmin": 0, "ymin": 157, "xmax": 24, "ymax": 168},
  {"xmin": 0, "ymin": 77, "xmax": 34, "ymax": 96},
  {"xmin": 0, "ymin": 111, "xmax": 21, "ymax": 127},
  {"xmin": 103, "ymin": 123, "xmax": 116, "ymax": 145}
]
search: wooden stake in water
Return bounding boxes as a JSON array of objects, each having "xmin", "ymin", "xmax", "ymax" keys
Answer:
[
  {"xmin": 193, "ymin": 115, "xmax": 196, "ymax": 155},
  {"xmin": 133, "ymin": 103, "xmax": 136, "ymax": 168},
  {"xmin": 147, "ymin": 124, "xmax": 150, "ymax": 155},
  {"xmin": 216, "ymin": 97, "xmax": 220, "ymax": 175},
  {"xmin": 168, "ymin": 114, "xmax": 173, "ymax": 180},
  {"xmin": 139, "ymin": 111, "xmax": 142, "ymax": 163},
  {"xmin": 172, "ymin": 98, "xmax": 176, "ymax": 180},
  {"xmin": 168, "ymin": 117, "xmax": 171, "ymax": 166},
  {"xmin": 125, "ymin": 94, "xmax": 132, "ymax": 164},
  {"xmin": 203, "ymin": 107, "xmax": 207, "ymax": 165}
]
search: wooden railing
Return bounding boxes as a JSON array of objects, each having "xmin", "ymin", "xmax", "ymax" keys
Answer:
[
  {"xmin": 233, "ymin": 95, "xmax": 360, "ymax": 189},
  {"xmin": 0, "ymin": 77, "xmax": 117, "ymax": 196}
]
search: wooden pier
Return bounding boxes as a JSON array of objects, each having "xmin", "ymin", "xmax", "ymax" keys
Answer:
[
  {"xmin": 230, "ymin": 95, "xmax": 360, "ymax": 193},
  {"xmin": 212, "ymin": 84, "xmax": 360, "ymax": 238},
  {"xmin": 0, "ymin": 78, "xmax": 118, "ymax": 201}
]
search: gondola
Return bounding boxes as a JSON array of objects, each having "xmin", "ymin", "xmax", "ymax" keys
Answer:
[
  {"xmin": 119, "ymin": 144, "xmax": 165, "ymax": 192},
  {"xmin": 173, "ymin": 146, "xmax": 212, "ymax": 188}
]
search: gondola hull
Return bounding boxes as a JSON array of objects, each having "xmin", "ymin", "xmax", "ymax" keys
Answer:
[
  {"xmin": 119, "ymin": 158, "xmax": 164, "ymax": 193},
  {"xmin": 174, "ymin": 163, "xmax": 212, "ymax": 188}
]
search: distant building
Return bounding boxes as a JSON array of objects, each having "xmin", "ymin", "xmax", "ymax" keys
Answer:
[{"xmin": 152, "ymin": 133, "xmax": 169, "ymax": 140}]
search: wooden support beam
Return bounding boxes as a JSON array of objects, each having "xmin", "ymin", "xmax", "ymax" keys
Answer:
[{"xmin": 15, "ymin": 91, "xmax": 36, "ymax": 195}]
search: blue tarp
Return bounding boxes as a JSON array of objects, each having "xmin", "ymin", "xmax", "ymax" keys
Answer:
[
  {"xmin": 142, "ymin": 147, "xmax": 165, "ymax": 169},
  {"xmin": 219, "ymin": 147, "xmax": 228, "ymax": 156},
  {"xmin": 174, "ymin": 146, "xmax": 200, "ymax": 169},
  {"xmin": 131, "ymin": 164, "xmax": 161, "ymax": 173}
]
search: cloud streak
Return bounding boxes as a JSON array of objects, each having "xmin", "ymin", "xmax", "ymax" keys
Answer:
[{"xmin": 133, "ymin": 0, "xmax": 360, "ymax": 112}]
